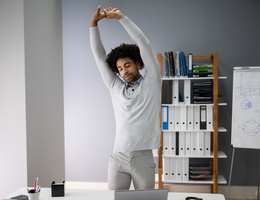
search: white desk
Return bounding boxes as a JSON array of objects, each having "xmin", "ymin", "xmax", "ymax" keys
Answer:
[{"xmin": 5, "ymin": 187, "xmax": 225, "ymax": 200}]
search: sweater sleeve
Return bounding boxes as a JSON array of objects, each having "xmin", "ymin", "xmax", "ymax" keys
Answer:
[
  {"xmin": 90, "ymin": 26, "xmax": 119, "ymax": 89},
  {"xmin": 119, "ymin": 16, "xmax": 161, "ymax": 83}
]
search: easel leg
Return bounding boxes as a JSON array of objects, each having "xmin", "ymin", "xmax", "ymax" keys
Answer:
[
  {"xmin": 227, "ymin": 147, "xmax": 235, "ymax": 200},
  {"xmin": 257, "ymin": 151, "xmax": 260, "ymax": 200}
]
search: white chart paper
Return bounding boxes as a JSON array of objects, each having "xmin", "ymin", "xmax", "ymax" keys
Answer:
[{"xmin": 231, "ymin": 67, "xmax": 260, "ymax": 149}]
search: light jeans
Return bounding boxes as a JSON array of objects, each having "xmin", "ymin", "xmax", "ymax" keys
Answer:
[{"xmin": 108, "ymin": 149, "xmax": 156, "ymax": 190}]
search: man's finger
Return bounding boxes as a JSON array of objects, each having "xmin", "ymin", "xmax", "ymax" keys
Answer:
[{"xmin": 97, "ymin": 5, "xmax": 101, "ymax": 12}]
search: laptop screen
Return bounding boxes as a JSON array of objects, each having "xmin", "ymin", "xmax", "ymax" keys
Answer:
[{"xmin": 114, "ymin": 188, "xmax": 168, "ymax": 200}]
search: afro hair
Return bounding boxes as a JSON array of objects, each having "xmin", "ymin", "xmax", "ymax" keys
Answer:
[{"xmin": 105, "ymin": 43, "xmax": 144, "ymax": 73}]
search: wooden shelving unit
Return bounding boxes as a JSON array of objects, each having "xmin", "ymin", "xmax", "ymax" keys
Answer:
[{"xmin": 157, "ymin": 52, "xmax": 227, "ymax": 193}]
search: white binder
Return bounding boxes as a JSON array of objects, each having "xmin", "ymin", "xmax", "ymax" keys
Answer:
[
  {"xmin": 187, "ymin": 106, "xmax": 194, "ymax": 130},
  {"xmin": 206, "ymin": 105, "xmax": 213, "ymax": 130},
  {"xmin": 182, "ymin": 158, "xmax": 189, "ymax": 181},
  {"xmin": 180, "ymin": 106, "xmax": 187, "ymax": 131},
  {"xmin": 191, "ymin": 132, "xmax": 198, "ymax": 156},
  {"xmin": 178, "ymin": 132, "xmax": 185, "ymax": 156},
  {"xmin": 185, "ymin": 132, "xmax": 191, "ymax": 156},
  {"xmin": 163, "ymin": 132, "xmax": 170, "ymax": 156},
  {"xmin": 169, "ymin": 157, "xmax": 176, "ymax": 181},
  {"xmin": 204, "ymin": 131, "xmax": 211, "ymax": 156},
  {"xmin": 163, "ymin": 157, "xmax": 170, "ymax": 181},
  {"xmin": 184, "ymin": 79, "xmax": 191, "ymax": 104},
  {"xmin": 172, "ymin": 80, "xmax": 179, "ymax": 104},
  {"xmin": 197, "ymin": 131, "xmax": 205, "ymax": 156},
  {"xmin": 176, "ymin": 158, "xmax": 183, "ymax": 181},
  {"xmin": 168, "ymin": 106, "xmax": 175, "ymax": 130},
  {"xmin": 174, "ymin": 106, "xmax": 181, "ymax": 130},
  {"xmin": 193, "ymin": 106, "xmax": 200, "ymax": 130},
  {"xmin": 170, "ymin": 132, "xmax": 176, "ymax": 156}
]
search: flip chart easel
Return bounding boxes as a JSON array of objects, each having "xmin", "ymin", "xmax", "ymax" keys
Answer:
[{"xmin": 228, "ymin": 66, "xmax": 260, "ymax": 200}]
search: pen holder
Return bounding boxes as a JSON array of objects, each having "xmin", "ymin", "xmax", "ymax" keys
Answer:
[
  {"xmin": 51, "ymin": 181, "xmax": 65, "ymax": 197},
  {"xmin": 28, "ymin": 190, "xmax": 40, "ymax": 200}
]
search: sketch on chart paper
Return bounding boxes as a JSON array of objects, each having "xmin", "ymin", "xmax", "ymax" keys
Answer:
[
  {"xmin": 239, "ymin": 120, "xmax": 260, "ymax": 136},
  {"xmin": 240, "ymin": 100, "xmax": 252, "ymax": 110},
  {"xmin": 255, "ymin": 109, "xmax": 260, "ymax": 117},
  {"xmin": 235, "ymin": 73, "xmax": 260, "ymax": 96}
]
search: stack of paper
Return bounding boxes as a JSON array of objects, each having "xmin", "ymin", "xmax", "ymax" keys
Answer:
[
  {"xmin": 191, "ymin": 80, "xmax": 213, "ymax": 104},
  {"xmin": 193, "ymin": 64, "xmax": 213, "ymax": 77},
  {"xmin": 189, "ymin": 161, "xmax": 211, "ymax": 180}
]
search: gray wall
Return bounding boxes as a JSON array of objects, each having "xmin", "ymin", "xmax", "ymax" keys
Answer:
[
  {"xmin": 24, "ymin": 0, "xmax": 65, "ymax": 187},
  {"xmin": 0, "ymin": 1, "xmax": 27, "ymax": 198},
  {"xmin": 63, "ymin": 0, "xmax": 260, "ymax": 186},
  {"xmin": 1, "ymin": 1, "xmax": 64, "ymax": 197}
]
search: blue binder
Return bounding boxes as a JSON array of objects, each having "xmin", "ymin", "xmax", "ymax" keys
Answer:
[
  {"xmin": 162, "ymin": 106, "xmax": 169, "ymax": 130},
  {"xmin": 181, "ymin": 51, "xmax": 187, "ymax": 76},
  {"xmin": 188, "ymin": 53, "xmax": 193, "ymax": 77}
]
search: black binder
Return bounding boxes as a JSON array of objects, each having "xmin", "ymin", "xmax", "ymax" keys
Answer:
[{"xmin": 200, "ymin": 106, "xmax": 207, "ymax": 130}]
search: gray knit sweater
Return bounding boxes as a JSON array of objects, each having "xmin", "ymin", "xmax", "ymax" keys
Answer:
[{"xmin": 90, "ymin": 16, "xmax": 162, "ymax": 152}]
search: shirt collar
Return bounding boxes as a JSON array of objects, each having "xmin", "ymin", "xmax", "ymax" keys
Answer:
[{"xmin": 125, "ymin": 75, "xmax": 143, "ymax": 88}]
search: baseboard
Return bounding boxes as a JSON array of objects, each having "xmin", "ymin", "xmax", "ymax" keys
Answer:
[{"xmin": 66, "ymin": 181, "xmax": 259, "ymax": 199}]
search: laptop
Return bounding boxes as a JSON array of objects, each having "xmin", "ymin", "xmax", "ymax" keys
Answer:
[{"xmin": 114, "ymin": 188, "xmax": 168, "ymax": 200}]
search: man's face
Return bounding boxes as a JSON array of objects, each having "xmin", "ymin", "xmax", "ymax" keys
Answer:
[{"xmin": 117, "ymin": 57, "xmax": 141, "ymax": 84}]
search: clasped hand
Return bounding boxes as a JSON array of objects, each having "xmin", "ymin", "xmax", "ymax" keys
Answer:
[{"xmin": 91, "ymin": 5, "xmax": 124, "ymax": 27}]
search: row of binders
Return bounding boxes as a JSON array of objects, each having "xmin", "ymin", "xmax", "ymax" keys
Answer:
[
  {"xmin": 162, "ymin": 51, "xmax": 214, "ymax": 78},
  {"xmin": 165, "ymin": 79, "xmax": 213, "ymax": 105},
  {"xmin": 162, "ymin": 105, "xmax": 213, "ymax": 131},
  {"xmin": 163, "ymin": 157, "xmax": 189, "ymax": 181},
  {"xmin": 163, "ymin": 131, "xmax": 211, "ymax": 157},
  {"xmin": 163, "ymin": 158, "xmax": 211, "ymax": 182},
  {"xmin": 170, "ymin": 79, "xmax": 191, "ymax": 104}
]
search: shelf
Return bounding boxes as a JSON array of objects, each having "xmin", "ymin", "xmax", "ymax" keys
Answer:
[
  {"xmin": 154, "ymin": 151, "xmax": 227, "ymax": 159},
  {"xmin": 162, "ymin": 127, "xmax": 227, "ymax": 132},
  {"xmin": 162, "ymin": 76, "xmax": 227, "ymax": 81},
  {"xmin": 159, "ymin": 151, "xmax": 227, "ymax": 159},
  {"xmin": 157, "ymin": 52, "xmax": 225, "ymax": 193},
  {"xmin": 218, "ymin": 76, "xmax": 227, "ymax": 80},
  {"xmin": 162, "ymin": 103, "xmax": 227, "ymax": 106},
  {"xmin": 162, "ymin": 127, "xmax": 227, "ymax": 133},
  {"xmin": 162, "ymin": 103, "xmax": 214, "ymax": 107},
  {"xmin": 155, "ymin": 174, "xmax": 227, "ymax": 185},
  {"xmin": 162, "ymin": 129, "xmax": 213, "ymax": 132},
  {"xmin": 215, "ymin": 151, "xmax": 227, "ymax": 158},
  {"xmin": 218, "ymin": 127, "xmax": 227, "ymax": 132}
]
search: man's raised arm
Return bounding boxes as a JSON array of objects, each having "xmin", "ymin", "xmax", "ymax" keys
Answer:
[
  {"xmin": 90, "ymin": 6, "xmax": 119, "ymax": 89},
  {"xmin": 90, "ymin": 5, "xmax": 106, "ymax": 27}
]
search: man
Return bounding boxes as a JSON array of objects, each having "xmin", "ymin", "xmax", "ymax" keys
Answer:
[{"xmin": 90, "ymin": 6, "xmax": 162, "ymax": 190}]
